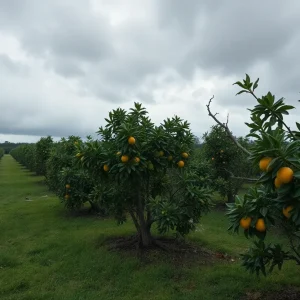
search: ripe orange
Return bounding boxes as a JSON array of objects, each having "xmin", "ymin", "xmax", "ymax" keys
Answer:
[
  {"xmin": 134, "ymin": 157, "xmax": 140, "ymax": 163},
  {"xmin": 240, "ymin": 217, "xmax": 252, "ymax": 230},
  {"xmin": 167, "ymin": 155, "xmax": 173, "ymax": 161},
  {"xmin": 121, "ymin": 155, "xmax": 129, "ymax": 163},
  {"xmin": 128, "ymin": 136, "xmax": 136, "ymax": 145},
  {"xmin": 277, "ymin": 167, "xmax": 294, "ymax": 184},
  {"xmin": 65, "ymin": 184, "xmax": 71, "ymax": 189},
  {"xmin": 274, "ymin": 177, "xmax": 282, "ymax": 189},
  {"xmin": 283, "ymin": 206, "xmax": 294, "ymax": 219},
  {"xmin": 259, "ymin": 157, "xmax": 272, "ymax": 172},
  {"xmin": 103, "ymin": 164, "xmax": 109, "ymax": 172},
  {"xmin": 181, "ymin": 152, "xmax": 189, "ymax": 158},
  {"xmin": 177, "ymin": 160, "xmax": 185, "ymax": 168},
  {"xmin": 64, "ymin": 194, "xmax": 70, "ymax": 200},
  {"xmin": 255, "ymin": 218, "xmax": 266, "ymax": 232}
]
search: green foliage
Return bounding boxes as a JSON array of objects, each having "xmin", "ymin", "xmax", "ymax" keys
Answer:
[
  {"xmin": 46, "ymin": 136, "xmax": 98, "ymax": 211},
  {"xmin": 35, "ymin": 136, "xmax": 54, "ymax": 176},
  {"xmin": 202, "ymin": 125, "xmax": 254, "ymax": 202},
  {"xmin": 10, "ymin": 144, "xmax": 37, "ymax": 172},
  {"xmin": 0, "ymin": 148, "xmax": 4, "ymax": 159},
  {"xmin": 227, "ymin": 74, "xmax": 300, "ymax": 276},
  {"xmin": 80, "ymin": 102, "xmax": 212, "ymax": 246}
]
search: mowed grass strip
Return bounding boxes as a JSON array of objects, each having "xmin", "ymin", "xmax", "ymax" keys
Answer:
[{"xmin": 0, "ymin": 155, "xmax": 299, "ymax": 300}]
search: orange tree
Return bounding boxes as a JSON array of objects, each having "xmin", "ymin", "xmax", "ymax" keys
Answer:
[
  {"xmin": 77, "ymin": 102, "xmax": 212, "ymax": 248},
  {"xmin": 35, "ymin": 136, "xmax": 54, "ymax": 176},
  {"xmin": 202, "ymin": 125, "xmax": 254, "ymax": 202},
  {"xmin": 10, "ymin": 144, "xmax": 37, "ymax": 172},
  {"xmin": 213, "ymin": 75, "xmax": 300, "ymax": 275},
  {"xmin": 46, "ymin": 136, "xmax": 100, "ymax": 212}
]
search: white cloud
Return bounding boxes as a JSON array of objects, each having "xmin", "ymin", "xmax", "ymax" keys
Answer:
[{"xmin": 0, "ymin": 0, "xmax": 299, "ymax": 143}]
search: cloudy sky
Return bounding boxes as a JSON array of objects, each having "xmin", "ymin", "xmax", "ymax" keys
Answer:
[{"xmin": 0, "ymin": 0, "xmax": 299, "ymax": 143}]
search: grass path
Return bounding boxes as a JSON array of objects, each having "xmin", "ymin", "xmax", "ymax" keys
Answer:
[{"xmin": 0, "ymin": 155, "xmax": 299, "ymax": 300}]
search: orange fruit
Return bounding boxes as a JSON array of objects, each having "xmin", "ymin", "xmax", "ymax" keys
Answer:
[
  {"xmin": 255, "ymin": 218, "xmax": 266, "ymax": 232},
  {"xmin": 103, "ymin": 164, "xmax": 109, "ymax": 172},
  {"xmin": 259, "ymin": 157, "xmax": 272, "ymax": 172},
  {"xmin": 65, "ymin": 184, "xmax": 71, "ymax": 189},
  {"xmin": 283, "ymin": 206, "xmax": 294, "ymax": 219},
  {"xmin": 177, "ymin": 160, "xmax": 185, "ymax": 168},
  {"xmin": 277, "ymin": 167, "xmax": 294, "ymax": 184},
  {"xmin": 274, "ymin": 177, "xmax": 282, "ymax": 189},
  {"xmin": 134, "ymin": 157, "xmax": 140, "ymax": 163},
  {"xmin": 64, "ymin": 194, "xmax": 70, "ymax": 200},
  {"xmin": 181, "ymin": 152, "xmax": 189, "ymax": 158},
  {"xmin": 240, "ymin": 217, "xmax": 252, "ymax": 230},
  {"xmin": 167, "ymin": 155, "xmax": 173, "ymax": 161},
  {"xmin": 147, "ymin": 162, "xmax": 154, "ymax": 170},
  {"xmin": 128, "ymin": 136, "xmax": 136, "ymax": 145},
  {"xmin": 121, "ymin": 155, "xmax": 129, "ymax": 163},
  {"xmin": 158, "ymin": 150, "xmax": 164, "ymax": 157}
]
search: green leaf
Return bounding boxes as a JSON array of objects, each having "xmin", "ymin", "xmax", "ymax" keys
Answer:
[
  {"xmin": 260, "ymin": 207, "xmax": 268, "ymax": 217},
  {"xmin": 253, "ymin": 78, "xmax": 259, "ymax": 91}
]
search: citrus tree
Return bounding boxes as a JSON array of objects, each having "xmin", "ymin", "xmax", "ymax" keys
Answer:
[
  {"xmin": 10, "ymin": 144, "xmax": 37, "ymax": 172},
  {"xmin": 35, "ymin": 136, "xmax": 53, "ymax": 176},
  {"xmin": 211, "ymin": 75, "xmax": 300, "ymax": 275},
  {"xmin": 0, "ymin": 148, "xmax": 4, "ymax": 159},
  {"xmin": 77, "ymin": 102, "xmax": 212, "ymax": 248},
  {"xmin": 46, "ymin": 136, "xmax": 100, "ymax": 212},
  {"xmin": 203, "ymin": 125, "xmax": 255, "ymax": 202}
]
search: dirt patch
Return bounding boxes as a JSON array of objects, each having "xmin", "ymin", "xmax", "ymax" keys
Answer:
[
  {"xmin": 241, "ymin": 287, "xmax": 300, "ymax": 300},
  {"xmin": 101, "ymin": 235, "xmax": 236, "ymax": 266}
]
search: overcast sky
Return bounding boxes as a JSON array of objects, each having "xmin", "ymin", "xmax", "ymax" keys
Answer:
[{"xmin": 0, "ymin": 0, "xmax": 299, "ymax": 143}]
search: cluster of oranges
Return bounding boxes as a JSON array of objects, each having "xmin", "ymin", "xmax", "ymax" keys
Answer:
[
  {"xmin": 240, "ymin": 217, "xmax": 266, "ymax": 232},
  {"xmin": 102, "ymin": 136, "xmax": 189, "ymax": 172},
  {"xmin": 64, "ymin": 184, "xmax": 71, "ymax": 200},
  {"xmin": 240, "ymin": 156, "xmax": 295, "ymax": 232}
]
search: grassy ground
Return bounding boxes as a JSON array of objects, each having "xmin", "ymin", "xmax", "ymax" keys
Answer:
[{"xmin": 0, "ymin": 155, "xmax": 299, "ymax": 300}]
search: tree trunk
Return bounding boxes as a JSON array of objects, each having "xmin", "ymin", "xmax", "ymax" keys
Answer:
[
  {"xmin": 138, "ymin": 222, "xmax": 153, "ymax": 248},
  {"xmin": 227, "ymin": 190, "xmax": 235, "ymax": 203}
]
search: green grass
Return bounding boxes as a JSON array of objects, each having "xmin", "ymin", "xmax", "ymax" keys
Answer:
[{"xmin": 0, "ymin": 155, "xmax": 299, "ymax": 299}]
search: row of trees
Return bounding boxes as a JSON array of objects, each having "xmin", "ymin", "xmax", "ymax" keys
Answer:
[
  {"xmin": 0, "ymin": 148, "xmax": 4, "ymax": 159},
  {"xmin": 10, "ymin": 75, "xmax": 299, "ymax": 275}
]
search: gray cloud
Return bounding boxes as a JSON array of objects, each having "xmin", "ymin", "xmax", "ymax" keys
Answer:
[{"xmin": 0, "ymin": 0, "xmax": 299, "ymax": 141}]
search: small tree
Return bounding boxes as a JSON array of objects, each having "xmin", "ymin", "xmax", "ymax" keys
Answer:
[
  {"xmin": 78, "ymin": 103, "xmax": 212, "ymax": 248},
  {"xmin": 10, "ymin": 144, "xmax": 37, "ymax": 171},
  {"xmin": 203, "ymin": 125, "xmax": 254, "ymax": 202},
  {"xmin": 35, "ymin": 136, "xmax": 53, "ymax": 176},
  {"xmin": 208, "ymin": 74, "xmax": 300, "ymax": 275},
  {"xmin": 0, "ymin": 148, "xmax": 4, "ymax": 160},
  {"xmin": 46, "ymin": 136, "xmax": 101, "ymax": 213}
]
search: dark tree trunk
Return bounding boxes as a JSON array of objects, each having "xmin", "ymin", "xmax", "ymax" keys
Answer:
[
  {"xmin": 227, "ymin": 190, "xmax": 235, "ymax": 203},
  {"xmin": 138, "ymin": 222, "xmax": 153, "ymax": 248}
]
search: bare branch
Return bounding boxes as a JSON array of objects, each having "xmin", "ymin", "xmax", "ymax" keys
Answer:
[
  {"xmin": 206, "ymin": 96, "xmax": 251, "ymax": 156},
  {"xmin": 223, "ymin": 168, "xmax": 258, "ymax": 183}
]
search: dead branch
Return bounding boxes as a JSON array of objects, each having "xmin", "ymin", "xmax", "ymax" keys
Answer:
[
  {"xmin": 223, "ymin": 168, "xmax": 258, "ymax": 183},
  {"xmin": 206, "ymin": 96, "xmax": 251, "ymax": 156}
]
